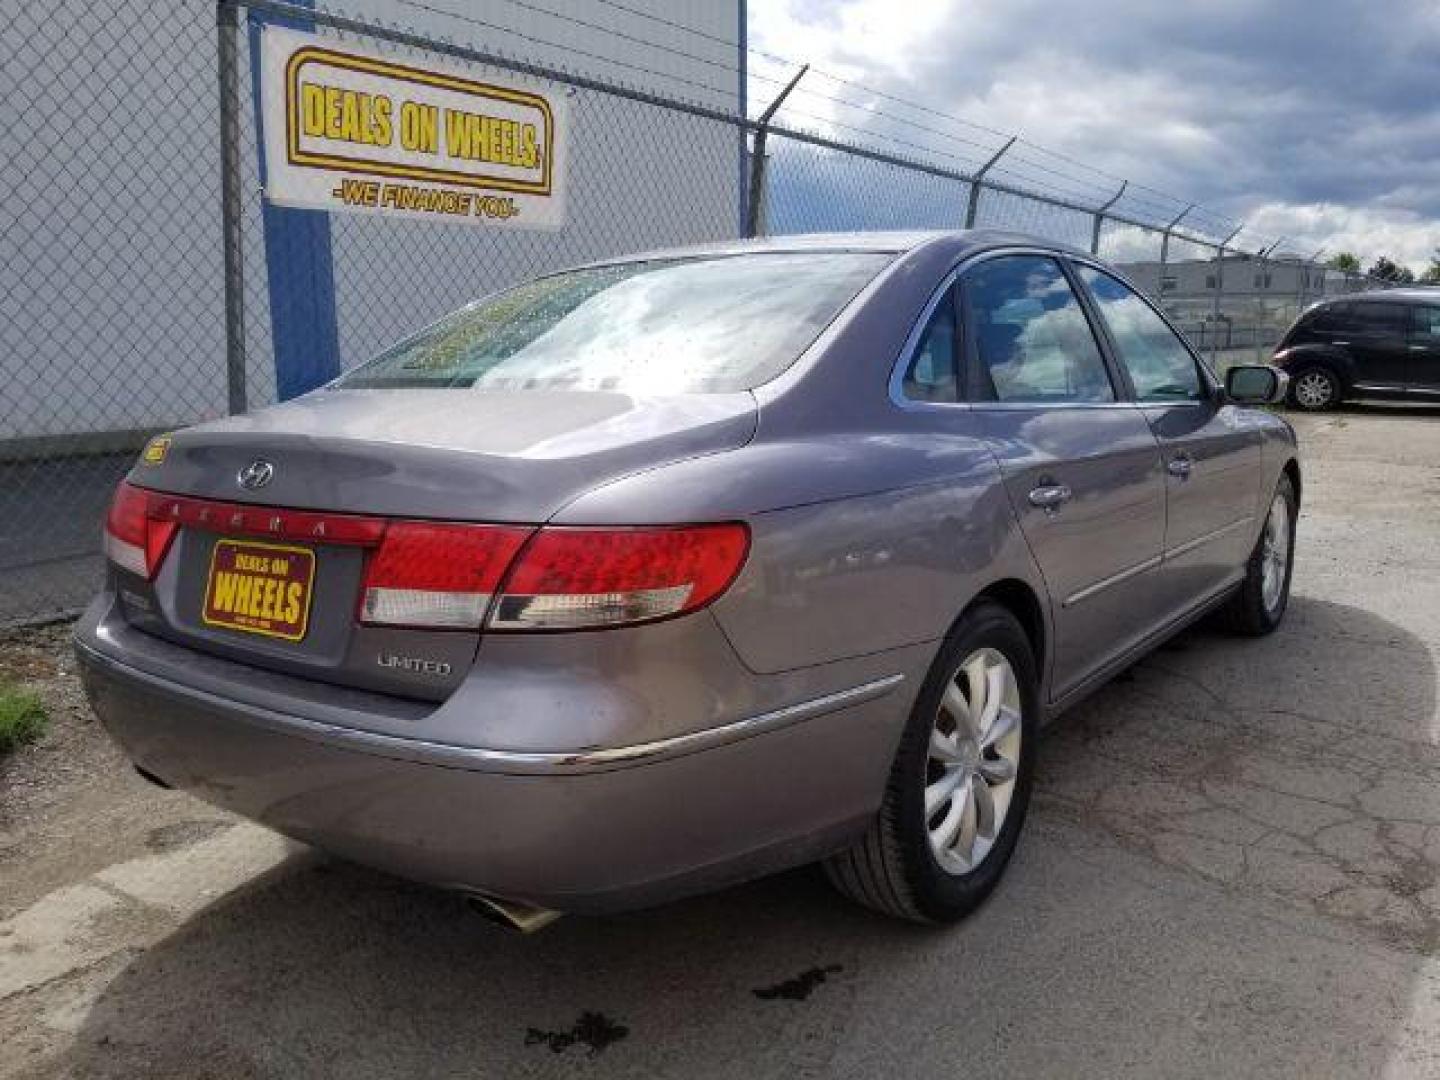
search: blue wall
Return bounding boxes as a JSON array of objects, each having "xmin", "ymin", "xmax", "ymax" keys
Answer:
[{"xmin": 247, "ymin": 0, "xmax": 341, "ymax": 401}]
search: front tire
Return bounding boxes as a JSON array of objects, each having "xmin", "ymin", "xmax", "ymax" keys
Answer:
[
  {"xmin": 1289, "ymin": 366, "xmax": 1340, "ymax": 411},
  {"xmin": 825, "ymin": 602, "xmax": 1038, "ymax": 923},
  {"xmin": 1221, "ymin": 474, "xmax": 1297, "ymax": 636}
]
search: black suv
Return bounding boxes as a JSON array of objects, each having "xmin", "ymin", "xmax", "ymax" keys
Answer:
[{"xmin": 1273, "ymin": 290, "xmax": 1440, "ymax": 410}]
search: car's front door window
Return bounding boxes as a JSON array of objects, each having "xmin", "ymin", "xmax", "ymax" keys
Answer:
[{"xmin": 1075, "ymin": 265, "xmax": 1204, "ymax": 403}]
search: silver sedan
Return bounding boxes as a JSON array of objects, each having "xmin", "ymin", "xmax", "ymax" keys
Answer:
[{"xmin": 76, "ymin": 230, "xmax": 1298, "ymax": 927}]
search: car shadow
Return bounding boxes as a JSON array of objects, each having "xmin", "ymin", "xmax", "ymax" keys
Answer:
[
  {"xmin": 66, "ymin": 597, "xmax": 1438, "ymax": 1078},
  {"xmin": 1041, "ymin": 594, "xmax": 1439, "ymax": 949},
  {"xmin": 1318, "ymin": 401, "xmax": 1440, "ymax": 420}
]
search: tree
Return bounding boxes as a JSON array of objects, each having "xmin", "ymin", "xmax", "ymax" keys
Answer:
[
  {"xmin": 1367, "ymin": 256, "xmax": 1414, "ymax": 284},
  {"xmin": 1421, "ymin": 249, "xmax": 1440, "ymax": 285},
  {"xmin": 1328, "ymin": 252, "xmax": 1361, "ymax": 273}
]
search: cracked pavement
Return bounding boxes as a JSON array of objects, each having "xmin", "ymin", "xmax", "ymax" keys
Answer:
[
  {"xmin": 3, "ymin": 405, "xmax": 1440, "ymax": 1078},
  {"xmin": 1040, "ymin": 406, "xmax": 1440, "ymax": 957}
]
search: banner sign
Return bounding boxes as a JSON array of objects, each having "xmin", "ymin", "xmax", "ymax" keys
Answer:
[{"xmin": 260, "ymin": 27, "xmax": 568, "ymax": 228}]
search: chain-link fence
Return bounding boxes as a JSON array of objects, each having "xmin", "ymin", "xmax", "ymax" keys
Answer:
[{"xmin": 0, "ymin": 0, "xmax": 1400, "ymax": 626}]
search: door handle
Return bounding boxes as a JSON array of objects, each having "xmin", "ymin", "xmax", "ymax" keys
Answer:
[
  {"xmin": 1028, "ymin": 483, "xmax": 1072, "ymax": 510},
  {"xmin": 1167, "ymin": 454, "xmax": 1194, "ymax": 479}
]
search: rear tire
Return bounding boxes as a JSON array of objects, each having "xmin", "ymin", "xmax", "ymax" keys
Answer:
[
  {"xmin": 1221, "ymin": 474, "xmax": 1296, "ymax": 636},
  {"xmin": 825, "ymin": 601, "xmax": 1038, "ymax": 923},
  {"xmin": 1288, "ymin": 366, "xmax": 1340, "ymax": 411}
]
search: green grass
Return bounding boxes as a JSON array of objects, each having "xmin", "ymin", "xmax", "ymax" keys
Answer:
[{"xmin": 0, "ymin": 682, "xmax": 47, "ymax": 754}]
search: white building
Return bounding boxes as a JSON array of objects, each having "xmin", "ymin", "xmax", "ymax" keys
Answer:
[
  {"xmin": 0, "ymin": 0, "xmax": 746, "ymax": 449},
  {"xmin": 1117, "ymin": 253, "xmax": 1349, "ymax": 303}
]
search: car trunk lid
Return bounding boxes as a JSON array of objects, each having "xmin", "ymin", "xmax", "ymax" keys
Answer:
[
  {"xmin": 141, "ymin": 388, "xmax": 756, "ymax": 521},
  {"xmin": 113, "ymin": 388, "xmax": 755, "ymax": 699}
]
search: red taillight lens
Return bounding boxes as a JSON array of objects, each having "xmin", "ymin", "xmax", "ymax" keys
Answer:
[
  {"xmin": 360, "ymin": 522, "xmax": 532, "ymax": 628},
  {"xmin": 104, "ymin": 482, "xmax": 178, "ymax": 580},
  {"xmin": 104, "ymin": 476, "xmax": 749, "ymax": 633},
  {"xmin": 489, "ymin": 524, "xmax": 750, "ymax": 630}
]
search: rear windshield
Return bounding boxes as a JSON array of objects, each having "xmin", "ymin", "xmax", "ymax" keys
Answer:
[{"xmin": 333, "ymin": 251, "xmax": 892, "ymax": 393}]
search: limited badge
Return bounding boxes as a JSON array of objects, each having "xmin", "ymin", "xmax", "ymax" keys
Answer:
[{"xmin": 141, "ymin": 436, "xmax": 171, "ymax": 465}]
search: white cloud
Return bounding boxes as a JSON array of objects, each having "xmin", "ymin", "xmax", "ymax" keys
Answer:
[
  {"xmin": 749, "ymin": 0, "xmax": 950, "ymax": 83},
  {"xmin": 1241, "ymin": 203, "xmax": 1438, "ymax": 272},
  {"xmin": 748, "ymin": 0, "xmax": 1440, "ymax": 272}
]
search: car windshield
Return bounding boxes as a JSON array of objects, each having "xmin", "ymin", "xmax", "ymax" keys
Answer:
[{"xmin": 333, "ymin": 251, "xmax": 892, "ymax": 393}]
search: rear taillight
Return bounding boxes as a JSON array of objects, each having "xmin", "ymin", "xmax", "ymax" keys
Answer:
[
  {"xmin": 488, "ymin": 524, "xmax": 750, "ymax": 630},
  {"xmin": 360, "ymin": 522, "xmax": 532, "ymax": 629},
  {"xmin": 104, "ymin": 476, "xmax": 749, "ymax": 632},
  {"xmin": 104, "ymin": 482, "xmax": 178, "ymax": 579}
]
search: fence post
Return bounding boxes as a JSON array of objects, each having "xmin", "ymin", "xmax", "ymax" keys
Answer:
[
  {"xmin": 1089, "ymin": 181, "xmax": 1126, "ymax": 255},
  {"xmin": 217, "ymin": 0, "xmax": 248, "ymax": 415},
  {"xmin": 1301, "ymin": 246, "xmax": 1325, "ymax": 307},
  {"xmin": 1158, "ymin": 203, "xmax": 1192, "ymax": 287},
  {"xmin": 744, "ymin": 64, "xmax": 807, "ymax": 239},
  {"xmin": 1211, "ymin": 224, "xmax": 1242, "ymax": 362},
  {"xmin": 963, "ymin": 136, "xmax": 1014, "ymax": 229},
  {"xmin": 1251, "ymin": 239, "xmax": 1284, "ymax": 361}
]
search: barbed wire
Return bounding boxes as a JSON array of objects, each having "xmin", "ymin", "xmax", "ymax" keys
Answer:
[
  {"xmin": 379, "ymin": 0, "xmax": 1286, "ymax": 252},
  {"xmin": 565, "ymin": 0, "xmax": 1253, "ymax": 243}
]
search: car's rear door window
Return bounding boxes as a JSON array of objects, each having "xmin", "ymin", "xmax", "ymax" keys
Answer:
[
  {"xmin": 962, "ymin": 255, "xmax": 1116, "ymax": 403},
  {"xmin": 333, "ymin": 252, "xmax": 892, "ymax": 394},
  {"xmin": 1076, "ymin": 265, "xmax": 1204, "ymax": 402},
  {"xmin": 1409, "ymin": 305, "xmax": 1440, "ymax": 340},
  {"xmin": 1346, "ymin": 302, "xmax": 1408, "ymax": 337}
]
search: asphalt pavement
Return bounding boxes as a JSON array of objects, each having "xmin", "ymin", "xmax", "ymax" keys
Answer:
[{"xmin": 2, "ymin": 406, "xmax": 1440, "ymax": 1078}]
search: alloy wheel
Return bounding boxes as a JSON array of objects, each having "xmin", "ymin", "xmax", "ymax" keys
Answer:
[
  {"xmin": 1293, "ymin": 370, "xmax": 1334, "ymax": 410},
  {"xmin": 924, "ymin": 647, "xmax": 1023, "ymax": 875},
  {"xmin": 1261, "ymin": 491, "xmax": 1291, "ymax": 613}
]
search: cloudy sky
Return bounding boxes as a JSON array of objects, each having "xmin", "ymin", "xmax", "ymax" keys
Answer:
[{"xmin": 748, "ymin": 0, "xmax": 1440, "ymax": 271}]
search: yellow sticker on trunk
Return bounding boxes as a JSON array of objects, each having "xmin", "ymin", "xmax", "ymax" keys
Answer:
[{"xmin": 141, "ymin": 436, "xmax": 171, "ymax": 464}]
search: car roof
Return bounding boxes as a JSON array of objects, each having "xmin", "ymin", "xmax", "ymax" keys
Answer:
[
  {"xmin": 573, "ymin": 229, "xmax": 1091, "ymax": 270},
  {"xmin": 1315, "ymin": 288, "xmax": 1440, "ymax": 307}
]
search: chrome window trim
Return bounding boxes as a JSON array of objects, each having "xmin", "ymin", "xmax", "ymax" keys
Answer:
[
  {"xmin": 970, "ymin": 400, "xmax": 1147, "ymax": 413},
  {"xmin": 888, "ymin": 245, "xmax": 1130, "ymax": 413},
  {"xmin": 887, "ymin": 266, "xmax": 967, "ymax": 411}
]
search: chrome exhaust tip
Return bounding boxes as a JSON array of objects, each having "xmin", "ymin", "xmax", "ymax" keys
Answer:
[{"xmin": 466, "ymin": 892, "xmax": 563, "ymax": 934}]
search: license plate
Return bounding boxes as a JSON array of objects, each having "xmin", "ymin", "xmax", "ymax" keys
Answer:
[{"xmin": 202, "ymin": 539, "xmax": 316, "ymax": 642}]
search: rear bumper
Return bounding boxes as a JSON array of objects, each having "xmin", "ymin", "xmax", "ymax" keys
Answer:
[{"xmin": 75, "ymin": 604, "xmax": 913, "ymax": 913}]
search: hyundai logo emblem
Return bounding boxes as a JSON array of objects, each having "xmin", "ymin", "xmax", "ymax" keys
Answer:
[{"xmin": 237, "ymin": 460, "xmax": 275, "ymax": 491}]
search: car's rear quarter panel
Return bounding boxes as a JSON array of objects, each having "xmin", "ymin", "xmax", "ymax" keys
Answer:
[{"xmin": 559, "ymin": 418, "xmax": 1044, "ymax": 679}]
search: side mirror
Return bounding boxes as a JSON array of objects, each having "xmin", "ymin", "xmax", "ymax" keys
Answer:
[{"xmin": 1225, "ymin": 364, "xmax": 1288, "ymax": 405}]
